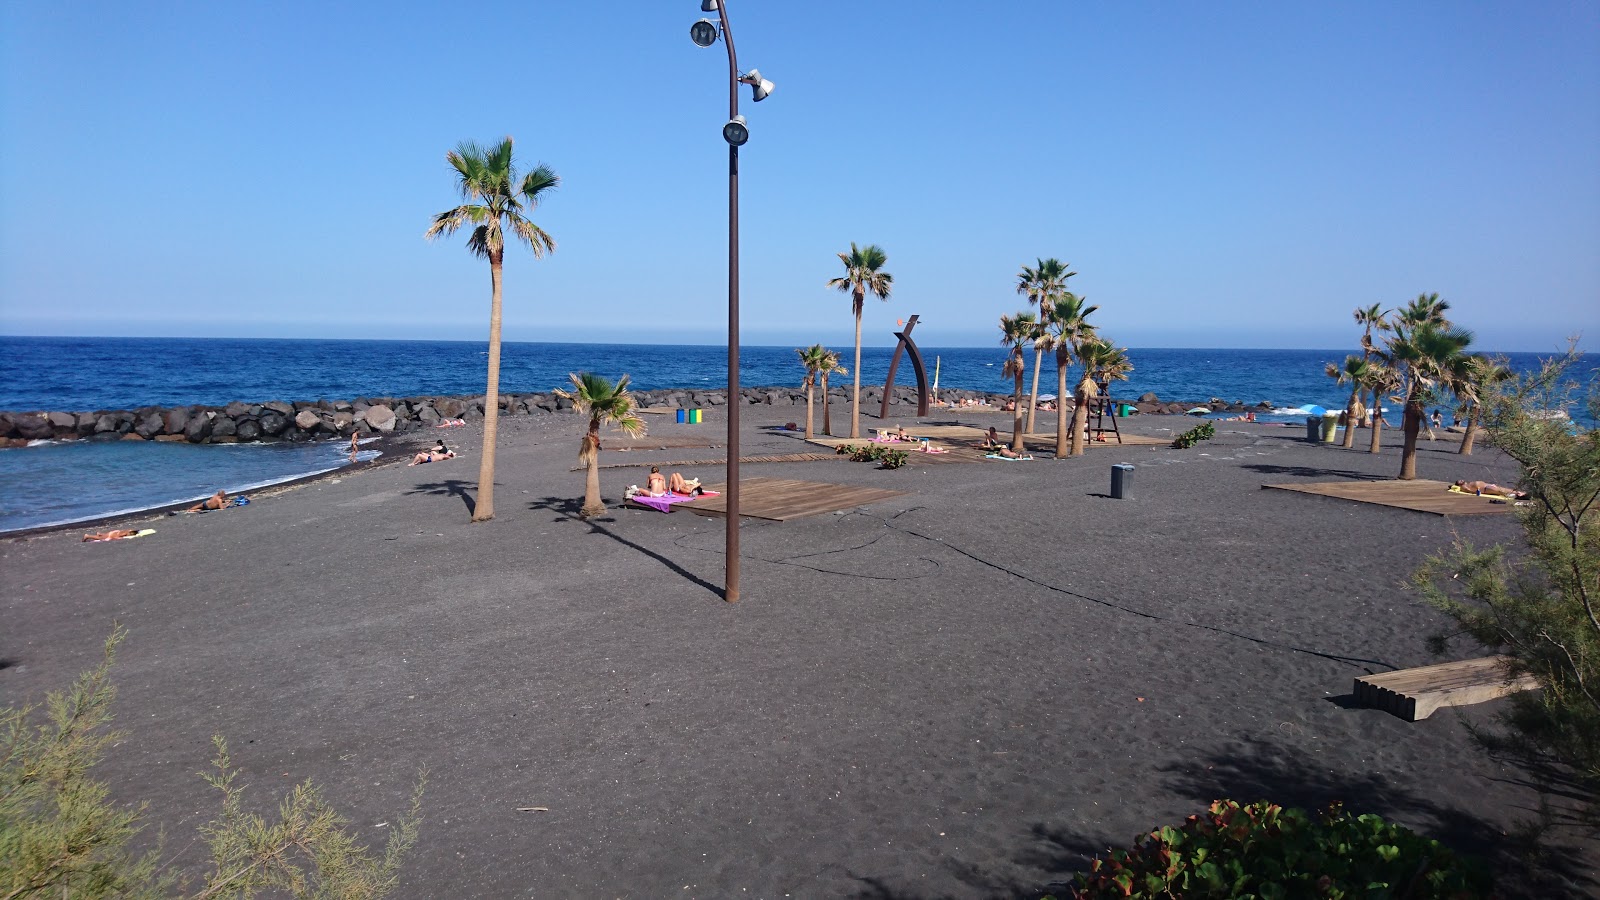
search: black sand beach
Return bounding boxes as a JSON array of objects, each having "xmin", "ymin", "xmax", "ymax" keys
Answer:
[{"xmin": 3, "ymin": 408, "xmax": 1595, "ymax": 897}]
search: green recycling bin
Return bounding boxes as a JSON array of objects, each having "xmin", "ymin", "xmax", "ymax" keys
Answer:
[{"xmin": 1320, "ymin": 412, "xmax": 1340, "ymax": 443}]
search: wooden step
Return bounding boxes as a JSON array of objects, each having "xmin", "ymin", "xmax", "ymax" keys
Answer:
[{"xmin": 1354, "ymin": 655, "xmax": 1538, "ymax": 721}]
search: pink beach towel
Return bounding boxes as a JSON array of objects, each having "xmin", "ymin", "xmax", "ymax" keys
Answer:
[{"xmin": 630, "ymin": 490, "xmax": 719, "ymax": 513}]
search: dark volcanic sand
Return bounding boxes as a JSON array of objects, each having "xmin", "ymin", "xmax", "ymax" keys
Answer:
[{"xmin": 3, "ymin": 409, "xmax": 1595, "ymax": 897}]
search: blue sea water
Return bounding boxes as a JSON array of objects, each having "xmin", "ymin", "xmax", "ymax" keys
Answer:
[{"xmin": 0, "ymin": 337, "xmax": 1593, "ymax": 533}]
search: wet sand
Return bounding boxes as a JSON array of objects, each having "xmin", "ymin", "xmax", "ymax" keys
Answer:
[{"xmin": 2, "ymin": 408, "xmax": 1594, "ymax": 897}]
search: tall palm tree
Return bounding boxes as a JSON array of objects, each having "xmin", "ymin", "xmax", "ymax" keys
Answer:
[
  {"xmin": 1382, "ymin": 318, "xmax": 1475, "ymax": 479},
  {"xmin": 1327, "ymin": 354, "xmax": 1372, "ymax": 442},
  {"xmin": 1396, "ymin": 292, "xmax": 1450, "ymax": 328},
  {"xmin": 426, "ymin": 137, "xmax": 558, "ymax": 523},
  {"xmin": 819, "ymin": 349, "xmax": 846, "ymax": 437},
  {"xmin": 999, "ymin": 312, "xmax": 1036, "ymax": 451},
  {"xmin": 1043, "ymin": 293, "xmax": 1098, "ymax": 457},
  {"xmin": 796, "ymin": 344, "xmax": 832, "ymax": 440},
  {"xmin": 826, "ymin": 243, "xmax": 893, "ymax": 438},
  {"xmin": 1017, "ymin": 258, "xmax": 1076, "ymax": 433},
  {"xmin": 554, "ymin": 372, "xmax": 645, "ymax": 518},
  {"xmin": 1343, "ymin": 303, "xmax": 1389, "ymax": 448}
]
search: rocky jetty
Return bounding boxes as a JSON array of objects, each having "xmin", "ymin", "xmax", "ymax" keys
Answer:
[{"xmin": 0, "ymin": 385, "xmax": 1268, "ymax": 448}]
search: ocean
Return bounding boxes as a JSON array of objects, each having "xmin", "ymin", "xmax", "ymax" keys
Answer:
[{"xmin": 1, "ymin": 337, "xmax": 1592, "ymax": 533}]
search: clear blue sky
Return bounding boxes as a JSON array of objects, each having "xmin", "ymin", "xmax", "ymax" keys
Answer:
[{"xmin": 2, "ymin": 1, "xmax": 1596, "ymax": 351}]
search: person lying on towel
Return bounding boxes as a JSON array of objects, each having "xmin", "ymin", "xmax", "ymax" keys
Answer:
[{"xmin": 1451, "ymin": 479, "xmax": 1527, "ymax": 499}]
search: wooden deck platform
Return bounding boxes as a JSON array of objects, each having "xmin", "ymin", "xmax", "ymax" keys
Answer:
[
  {"xmin": 1263, "ymin": 479, "xmax": 1514, "ymax": 516},
  {"xmin": 596, "ymin": 452, "xmax": 841, "ymax": 470},
  {"xmin": 661, "ymin": 476, "xmax": 909, "ymax": 521},
  {"xmin": 801, "ymin": 424, "xmax": 1168, "ymax": 462},
  {"xmin": 1354, "ymin": 655, "xmax": 1538, "ymax": 721}
]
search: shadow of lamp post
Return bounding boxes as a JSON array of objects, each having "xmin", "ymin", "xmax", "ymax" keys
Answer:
[{"xmin": 690, "ymin": 0, "xmax": 774, "ymax": 603}]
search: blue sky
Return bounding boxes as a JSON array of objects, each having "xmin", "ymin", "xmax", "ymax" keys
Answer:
[{"xmin": 2, "ymin": 1, "xmax": 1596, "ymax": 351}]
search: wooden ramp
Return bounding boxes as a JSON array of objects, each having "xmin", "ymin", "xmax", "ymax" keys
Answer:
[
  {"xmin": 1263, "ymin": 479, "xmax": 1514, "ymax": 516},
  {"xmin": 668, "ymin": 476, "xmax": 908, "ymax": 521},
  {"xmin": 1354, "ymin": 655, "xmax": 1538, "ymax": 721}
]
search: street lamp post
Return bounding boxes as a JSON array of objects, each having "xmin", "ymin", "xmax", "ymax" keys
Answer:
[{"xmin": 690, "ymin": 0, "xmax": 773, "ymax": 603}]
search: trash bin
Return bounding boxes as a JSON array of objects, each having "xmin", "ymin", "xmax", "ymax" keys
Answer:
[
  {"xmin": 1110, "ymin": 464, "xmax": 1134, "ymax": 499},
  {"xmin": 1305, "ymin": 416, "xmax": 1320, "ymax": 442},
  {"xmin": 676, "ymin": 409, "xmax": 686, "ymax": 424},
  {"xmin": 1320, "ymin": 411, "xmax": 1340, "ymax": 443}
]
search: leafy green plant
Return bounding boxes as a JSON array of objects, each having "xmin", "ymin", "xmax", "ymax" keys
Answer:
[
  {"xmin": 1056, "ymin": 800, "xmax": 1490, "ymax": 899},
  {"xmin": 836, "ymin": 444, "xmax": 907, "ymax": 468},
  {"xmin": 1, "ymin": 627, "xmax": 425, "ymax": 899},
  {"xmin": 877, "ymin": 449, "xmax": 908, "ymax": 469},
  {"xmin": 1172, "ymin": 421, "xmax": 1216, "ymax": 449}
]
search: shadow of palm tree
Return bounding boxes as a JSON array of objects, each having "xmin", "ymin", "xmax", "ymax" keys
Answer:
[
  {"xmin": 1159, "ymin": 735, "xmax": 1597, "ymax": 898},
  {"xmin": 1242, "ymin": 463, "xmax": 1385, "ymax": 480},
  {"xmin": 524, "ymin": 495, "xmax": 724, "ymax": 600},
  {"xmin": 405, "ymin": 478, "xmax": 477, "ymax": 515}
]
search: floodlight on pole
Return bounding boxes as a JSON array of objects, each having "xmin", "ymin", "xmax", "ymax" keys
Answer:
[
  {"xmin": 738, "ymin": 69, "xmax": 775, "ymax": 102},
  {"xmin": 689, "ymin": 18, "xmax": 718, "ymax": 47},
  {"xmin": 722, "ymin": 115, "xmax": 749, "ymax": 146},
  {"xmin": 701, "ymin": 0, "xmax": 719, "ymax": 9}
]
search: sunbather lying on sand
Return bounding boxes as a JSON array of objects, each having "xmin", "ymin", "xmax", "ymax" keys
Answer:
[
  {"xmin": 988, "ymin": 444, "xmax": 1025, "ymax": 459},
  {"xmin": 83, "ymin": 529, "xmax": 142, "ymax": 542},
  {"xmin": 669, "ymin": 472, "xmax": 705, "ymax": 495},
  {"xmin": 1452, "ymin": 479, "xmax": 1527, "ymax": 499},
  {"xmin": 408, "ymin": 449, "xmax": 455, "ymax": 466},
  {"xmin": 187, "ymin": 490, "xmax": 229, "ymax": 512}
]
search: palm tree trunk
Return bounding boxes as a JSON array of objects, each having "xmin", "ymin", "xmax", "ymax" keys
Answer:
[
  {"xmin": 1398, "ymin": 400, "xmax": 1422, "ymax": 480},
  {"xmin": 821, "ymin": 374, "xmax": 832, "ymax": 436},
  {"xmin": 851, "ymin": 311, "xmax": 863, "ymax": 439},
  {"xmin": 1027, "ymin": 347, "xmax": 1043, "ymax": 434},
  {"xmin": 1459, "ymin": 406, "xmax": 1477, "ymax": 455},
  {"xmin": 1368, "ymin": 389, "xmax": 1383, "ymax": 454},
  {"xmin": 1011, "ymin": 366, "xmax": 1025, "ymax": 452},
  {"xmin": 581, "ymin": 454, "xmax": 604, "ymax": 517},
  {"xmin": 1055, "ymin": 359, "xmax": 1069, "ymax": 459},
  {"xmin": 1342, "ymin": 387, "xmax": 1360, "ymax": 448},
  {"xmin": 1070, "ymin": 375, "xmax": 1092, "ymax": 456},
  {"xmin": 473, "ymin": 254, "xmax": 504, "ymax": 523},
  {"xmin": 804, "ymin": 382, "xmax": 815, "ymax": 440}
]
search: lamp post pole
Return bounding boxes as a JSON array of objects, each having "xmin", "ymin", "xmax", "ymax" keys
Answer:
[{"xmin": 713, "ymin": 1, "xmax": 741, "ymax": 603}]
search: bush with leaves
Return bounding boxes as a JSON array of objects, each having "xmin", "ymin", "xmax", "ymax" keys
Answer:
[
  {"xmin": 1056, "ymin": 799, "xmax": 1490, "ymax": 899},
  {"xmin": 1171, "ymin": 421, "xmax": 1216, "ymax": 449},
  {"xmin": 1412, "ymin": 345, "xmax": 1599, "ymax": 817},
  {"xmin": 1, "ymin": 627, "xmax": 425, "ymax": 899}
]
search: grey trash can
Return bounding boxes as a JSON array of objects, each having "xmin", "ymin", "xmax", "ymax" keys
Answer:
[
  {"xmin": 1110, "ymin": 464, "xmax": 1134, "ymax": 499},
  {"xmin": 1305, "ymin": 416, "xmax": 1321, "ymax": 442}
]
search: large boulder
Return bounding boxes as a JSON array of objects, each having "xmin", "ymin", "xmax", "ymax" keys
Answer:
[
  {"xmin": 94, "ymin": 414, "xmax": 119, "ymax": 433},
  {"xmin": 417, "ymin": 405, "xmax": 441, "ymax": 426},
  {"xmin": 14, "ymin": 413, "xmax": 53, "ymax": 441},
  {"xmin": 224, "ymin": 401, "xmax": 252, "ymax": 418},
  {"xmin": 235, "ymin": 419, "xmax": 262, "ymax": 442},
  {"xmin": 135, "ymin": 412, "xmax": 166, "ymax": 437},
  {"xmin": 75, "ymin": 412, "xmax": 98, "ymax": 435},
  {"xmin": 362, "ymin": 404, "xmax": 396, "ymax": 432},
  {"xmin": 211, "ymin": 416, "xmax": 237, "ymax": 437},
  {"xmin": 294, "ymin": 410, "xmax": 321, "ymax": 431},
  {"xmin": 436, "ymin": 398, "xmax": 466, "ymax": 419},
  {"xmin": 263, "ymin": 400, "xmax": 294, "ymax": 416},
  {"xmin": 184, "ymin": 413, "xmax": 214, "ymax": 442},
  {"xmin": 259, "ymin": 411, "xmax": 287, "ymax": 436},
  {"xmin": 47, "ymin": 411, "xmax": 76, "ymax": 430},
  {"xmin": 1139, "ymin": 392, "xmax": 1160, "ymax": 403},
  {"xmin": 163, "ymin": 408, "xmax": 191, "ymax": 434}
]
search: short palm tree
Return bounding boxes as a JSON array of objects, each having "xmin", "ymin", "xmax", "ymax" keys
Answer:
[
  {"xmin": 426, "ymin": 137, "xmax": 558, "ymax": 523},
  {"xmin": 1327, "ymin": 354, "xmax": 1372, "ymax": 442},
  {"xmin": 554, "ymin": 372, "xmax": 645, "ymax": 518},
  {"xmin": 1043, "ymin": 293, "xmax": 1099, "ymax": 457},
  {"xmin": 1342, "ymin": 303, "xmax": 1389, "ymax": 448},
  {"xmin": 826, "ymin": 243, "xmax": 893, "ymax": 439},
  {"xmin": 1075, "ymin": 337, "xmax": 1132, "ymax": 450},
  {"xmin": 999, "ymin": 312, "xmax": 1036, "ymax": 451},
  {"xmin": 1017, "ymin": 258, "xmax": 1076, "ymax": 433},
  {"xmin": 1358, "ymin": 360, "xmax": 1398, "ymax": 455},
  {"xmin": 796, "ymin": 344, "xmax": 833, "ymax": 440},
  {"xmin": 1382, "ymin": 317, "xmax": 1475, "ymax": 479},
  {"xmin": 1457, "ymin": 355, "xmax": 1510, "ymax": 456},
  {"xmin": 819, "ymin": 349, "xmax": 846, "ymax": 436}
]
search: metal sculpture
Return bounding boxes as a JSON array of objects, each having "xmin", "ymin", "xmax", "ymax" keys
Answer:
[{"xmin": 878, "ymin": 314, "xmax": 931, "ymax": 419}]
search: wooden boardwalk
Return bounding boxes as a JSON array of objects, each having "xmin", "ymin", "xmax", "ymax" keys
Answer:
[
  {"xmin": 593, "ymin": 452, "xmax": 841, "ymax": 471},
  {"xmin": 802, "ymin": 424, "xmax": 1167, "ymax": 464},
  {"xmin": 1354, "ymin": 655, "xmax": 1538, "ymax": 721},
  {"xmin": 670, "ymin": 476, "xmax": 908, "ymax": 521},
  {"xmin": 1263, "ymin": 479, "xmax": 1514, "ymax": 516}
]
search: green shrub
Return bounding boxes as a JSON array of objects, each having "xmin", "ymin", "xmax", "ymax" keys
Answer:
[
  {"xmin": 1, "ymin": 627, "xmax": 425, "ymax": 899},
  {"xmin": 1057, "ymin": 799, "xmax": 1490, "ymax": 899},
  {"xmin": 877, "ymin": 449, "xmax": 908, "ymax": 469},
  {"xmin": 1172, "ymin": 421, "xmax": 1216, "ymax": 449}
]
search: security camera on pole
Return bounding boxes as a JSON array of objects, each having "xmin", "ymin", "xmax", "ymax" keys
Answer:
[{"xmin": 688, "ymin": 0, "xmax": 774, "ymax": 603}]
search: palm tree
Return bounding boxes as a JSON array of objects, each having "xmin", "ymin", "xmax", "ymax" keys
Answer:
[
  {"xmin": 554, "ymin": 372, "xmax": 645, "ymax": 518},
  {"xmin": 1017, "ymin": 258, "xmax": 1076, "ymax": 433},
  {"xmin": 819, "ymin": 349, "xmax": 846, "ymax": 437},
  {"xmin": 796, "ymin": 344, "xmax": 832, "ymax": 440},
  {"xmin": 826, "ymin": 243, "xmax": 893, "ymax": 438},
  {"xmin": 1358, "ymin": 360, "xmax": 1399, "ymax": 455},
  {"xmin": 999, "ymin": 312, "xmax": 1036, "ymax": 451},
  {"xmin": 1382, "ymin": 318, "xmax": 1475, "ymax": 479},
  {"xmin": 1075, "ymin": 337, "xmax": 1132, "ymax": 451},
  {"xmin": 426, "ymin": 137, "xmax": 558, "ymax": 523},
  {"xmin": 1327, "ymin": 354, "xmax": 1373, "ymax": 443},
  {"xmin": 1457, "ymin": 355, "xmax": 1511, "ymax": 456},
  {"xmin": 1043, "ymin": 293, "xmax": 1098, "ymax": 457},
  {"xmin": 1342, "ymin": 303, "xmax": 1389, "ymax": 448}
]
